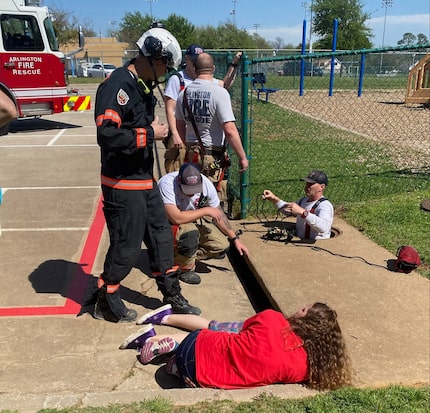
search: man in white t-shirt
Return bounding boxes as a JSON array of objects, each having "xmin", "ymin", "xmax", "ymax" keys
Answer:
[
  {"xmin": 158, "ymin": 163, "xmax": 249, "ymax": 284},
  {"xmin": 263, "ymin": 170, "xmax": 334, "ymax": 240},
  {"xmin": 175, "ymin": 53, "xmax": 248, "ymax": 205},
  {"xmin": 163, "ymin": 45, "xmax": 241, "ymax": 172}
]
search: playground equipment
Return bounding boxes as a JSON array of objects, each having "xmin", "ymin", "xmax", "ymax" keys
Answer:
[{"xmin": 405, "ymin": 53, "xmax": 430, "ymax": 105}]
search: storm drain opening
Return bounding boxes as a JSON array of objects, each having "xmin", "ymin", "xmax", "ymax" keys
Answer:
[
  {"xmin": 331, "ymin": 227, "xmax": 342, "ymax": 238},
  {"xmin": 228, "ymin": 247, "xmax": 275, "ymax": 313}
]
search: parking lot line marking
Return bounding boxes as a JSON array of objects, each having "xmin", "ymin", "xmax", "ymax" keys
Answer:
[
  {"xmin": 2, "ymin": 228, "xmax": 89, "ymax": 232},
  {"xmin": 0, "ymin": 144, "xmax": 98, "ymax": 148},
  {"xmin": 0, "ymin": 195, "xmax": 105, "ymax": 317},
  {"xmin": 47, "ymin": 129, "xmax": 66, "ymax": 146},
  {"xmin": 2, "ymin": 186, "xmax": 99, "ymax": 193}
]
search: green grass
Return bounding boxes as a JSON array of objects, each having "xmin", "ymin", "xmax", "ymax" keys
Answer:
[
  {"xmin": 341, "ymin": 192, "xmax": 430, "ymax": 262},
  {"xmin": 231, "ymin": 101, "xmax": 429, "ymax": 277},
  {"xmin": 67, "ymin": 76, "xmax": 104, "ymax": 85},
  {"xmin": 16, "ymin": 385, "xmax": 427, "ymax": 413}
]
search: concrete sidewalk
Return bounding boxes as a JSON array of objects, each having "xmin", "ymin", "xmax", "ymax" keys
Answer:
[
  {"xmin": 0, "ymin": 216, "xmax": 428, "ymax": 412},
  {"xmin": 238, "ymin": 217, "xmax": 429, "ymax": 387}
]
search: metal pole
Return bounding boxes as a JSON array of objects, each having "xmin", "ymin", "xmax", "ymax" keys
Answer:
[
  {"xmin": 300, "ymin": 19, "xmax": 306, "ymax": 96},
  {"xmin": 240, "ymin": 55, "xmax": 251, "ymax": 218},
  {"xmin": 379, "ymin": 0, "xmax": 393, "ymax": 73},
  {"xmin": 253, "ymin": 23, "xmax": 260, "ymax": 67},
  {"xmin": 329, "ymin": 19, "xmax": 338, "ymax": 97},
  {"xmin": 146, "ymin": 0, "xmax": 158, "ymax": 21},
  {"xmin": 231, "ymin": 0, "xmax": 237, "ymax": 26},
  {"xmin": 358, "ymin": 53, "xmax": 366, "ymax": 97},
  {"xmin": 309, "ymin": 0, "xmax": 314, "ymax": 53}
]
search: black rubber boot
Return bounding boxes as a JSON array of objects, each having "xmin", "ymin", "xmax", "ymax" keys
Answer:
[{"xmin": 93, "ymin": 286, "xmax": 137, "ymax": 323}]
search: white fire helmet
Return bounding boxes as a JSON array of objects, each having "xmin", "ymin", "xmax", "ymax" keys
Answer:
[{"xmin": 136, "ymin": 27, "xmax": 182, "ymax": 70}]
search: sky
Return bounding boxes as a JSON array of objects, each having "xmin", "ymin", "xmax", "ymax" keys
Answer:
[{"xmin": 44, "ymin": 0, "xmax": 430, "ymax": 48}]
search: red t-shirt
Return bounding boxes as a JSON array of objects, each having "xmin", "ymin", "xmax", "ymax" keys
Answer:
[{"xmin": 195, "ymin": 309, "xmax": 308, "ymax": 389}]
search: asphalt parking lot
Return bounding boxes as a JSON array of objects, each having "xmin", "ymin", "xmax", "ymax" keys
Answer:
[
  {"xmin": 0, "ymin": 85, "xmax": 101, "ymax": 314},
  {"xmin": 0, "ymin": 84, "xmax": 263, "ymax": 411}
]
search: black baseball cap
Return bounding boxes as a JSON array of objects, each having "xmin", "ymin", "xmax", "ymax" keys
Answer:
[
  {"xmin": 179, "ymin": 163, "xmax": 203, "ymax": 195},
  {"xmin": 301, "ymin": 170, "xmax": 328, "ymax": 186}
]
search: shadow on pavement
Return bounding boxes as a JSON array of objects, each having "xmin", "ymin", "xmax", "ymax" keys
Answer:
[
  {"xmin": 9, "ymin": 118, "xmax": 81, "ymax": 133},
  {"xmin": 28, "ymin": 258, "xmax": 163, "ymax": 318},
  {"xmin": 28, "ymin": 259, "xmax": 90, "ymax": 303}
]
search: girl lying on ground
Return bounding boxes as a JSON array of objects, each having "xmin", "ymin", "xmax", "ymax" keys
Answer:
[{"xmin": 119, "ymin": 302, "xmax": 352, "ymax": 390}]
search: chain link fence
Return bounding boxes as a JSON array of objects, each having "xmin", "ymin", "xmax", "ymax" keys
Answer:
[{"xmin": 215, "ymin": 46, "xmax": 430, "ymax": 218}]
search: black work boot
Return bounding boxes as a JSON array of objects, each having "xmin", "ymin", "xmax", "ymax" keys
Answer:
[
  {"xmin": 93, "ymin": 286, "xmax": 137, "ymax": 323},
  {"xmin": 156, "ymin": 271, "xmax": 201, "ymax": 315},
  {"xmin": 164, "ymin": 294, "xmax": 201, "ymax": 315}
]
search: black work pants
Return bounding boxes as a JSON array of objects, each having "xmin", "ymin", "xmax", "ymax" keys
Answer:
[{"xmin": 101, "ymin": 182, "xmax": 174, "ymax": 285}]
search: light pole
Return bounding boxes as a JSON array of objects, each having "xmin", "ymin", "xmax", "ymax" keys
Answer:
[
  {"xmin": 145, "ymin": 0, "xmax": 158, "ymax": 21},
  {"xmin": 379, "ymin": 0, "xmax": 393, "ymax": 73},
  {"xmin": 301, "ymin": 0, "xmax": 314, "ymax": 52},
  {"xmin": 253, "ymin": 23, "xmax": 260, "ymax": 63},
  {"xmin": 109, "ymin": 20, "xmax": 117, "ymax": 40},
  {"xmin": 99, "ymin": 29, "xmax": 105, "ymax": 76},
  {"xmin": 301, "ymin": 1, "xmax": 309, "ymax": 19},
  {"xmin": 309, "ymin": 0, "xmax": 314, "ymax": 53},
  {"xmin": 230, "ymin": 0, "xmax": 237, "ymax": 26}
]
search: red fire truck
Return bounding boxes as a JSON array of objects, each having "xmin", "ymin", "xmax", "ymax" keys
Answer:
[{"xmin": 0, "ymin": 0, "xmax": 90, "ymax": 127}]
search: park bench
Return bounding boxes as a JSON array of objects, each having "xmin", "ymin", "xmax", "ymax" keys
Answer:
[{"xmin": 251, "ymin": 72, "xmax": 278, "ymax": 102}]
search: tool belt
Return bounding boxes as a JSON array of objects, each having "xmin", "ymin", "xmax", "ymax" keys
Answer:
[
  {"xmin": 185, "ymin": 143, "xmax": 230, "ymax": 186},
  {"xmin": 186, "ymin": 143, "xmax": 223, "ymax": 157}
]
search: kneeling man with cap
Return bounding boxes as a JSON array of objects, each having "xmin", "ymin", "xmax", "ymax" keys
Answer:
[
  {"xmin": 263, "ymin": 170, "xmax": 333, "ymax": 240},
  {"xmin": 158, "ymin": 163, "xmax": 249, "ymax": 284}
]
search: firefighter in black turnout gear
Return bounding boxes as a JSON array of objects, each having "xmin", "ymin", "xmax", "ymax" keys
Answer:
[{"xmin": 94, "ymin": 26, "xmax": 201, "ymax": 322}]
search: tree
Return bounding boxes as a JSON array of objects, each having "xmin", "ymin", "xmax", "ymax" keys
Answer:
[
  {"xmin": 398, "ymin": 32, "xmax": 429, "ymax": 46},
  {"xmin": 194, "ymin": 22, "xmax": 269, "ymax": 49},
  {"xmin": 48, "ymin": 5, "xmax": 95, "ymax": 47},
  {"xmin": 397, "ymin": 32, "xmax": 417, "ymax": 46},
  {"xmin": 312, "ymin": 0, "xmax": 372, "ymax": 50},
  {"xmin": 116, "ymin": 13, "xmax": 196, "ymax": 50},
  {"xmin": 116, "ymin": 11, "xmax": 152, "ymax": 47},
  {"xmin": 271, "ymin": 37, "xmax": 284, "ymax": 50},
  {"xmin": 417, "ymin": 33, "xmax": 429, "ymax": 45},
  {"xmin": 162, "ymin": 14, "xmax": 196, "ymax": 47}
]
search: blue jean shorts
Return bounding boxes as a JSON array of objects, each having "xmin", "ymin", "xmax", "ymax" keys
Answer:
[{"xmin": 175, "ymin": 329, "xmax": 200, "ymax": 387}]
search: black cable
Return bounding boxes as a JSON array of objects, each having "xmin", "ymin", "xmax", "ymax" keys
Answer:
[
  {"xmin": 293, "ymin": 244, "xmax": 388, "ymax": 270},
  {"xmin": 255, "ymin": 194, "xmax": 288, "ymax": 224},
  {"xmin": 242, "ymin": 196, "xmax": 388, "ymax": 269}
]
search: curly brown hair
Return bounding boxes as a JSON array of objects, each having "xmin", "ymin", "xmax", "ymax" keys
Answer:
[{"xmin": 286, "ymin": 302, "xmax": 352, "ymax": 391}]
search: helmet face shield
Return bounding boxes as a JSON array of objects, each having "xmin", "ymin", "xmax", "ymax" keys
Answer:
[{"xmin": 136, "ymin": 28, "xmax": 182, "ymax": 71}]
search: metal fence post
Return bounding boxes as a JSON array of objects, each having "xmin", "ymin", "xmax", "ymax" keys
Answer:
[{"xmin": 240, "ymin": 55, "xmax": 251, "ymax": 219}]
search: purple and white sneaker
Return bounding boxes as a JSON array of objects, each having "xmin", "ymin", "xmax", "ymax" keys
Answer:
[
  {"xmin": 136, "ymin": 304, "xmax": 173, "ymax": 325},
  {"xmin": 119, "ymin": 324, "xmax": 156, "ymax": 350},
  {"xmin": 140, "ymin": 337, "xmax": 178, "ymax": 364}
]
